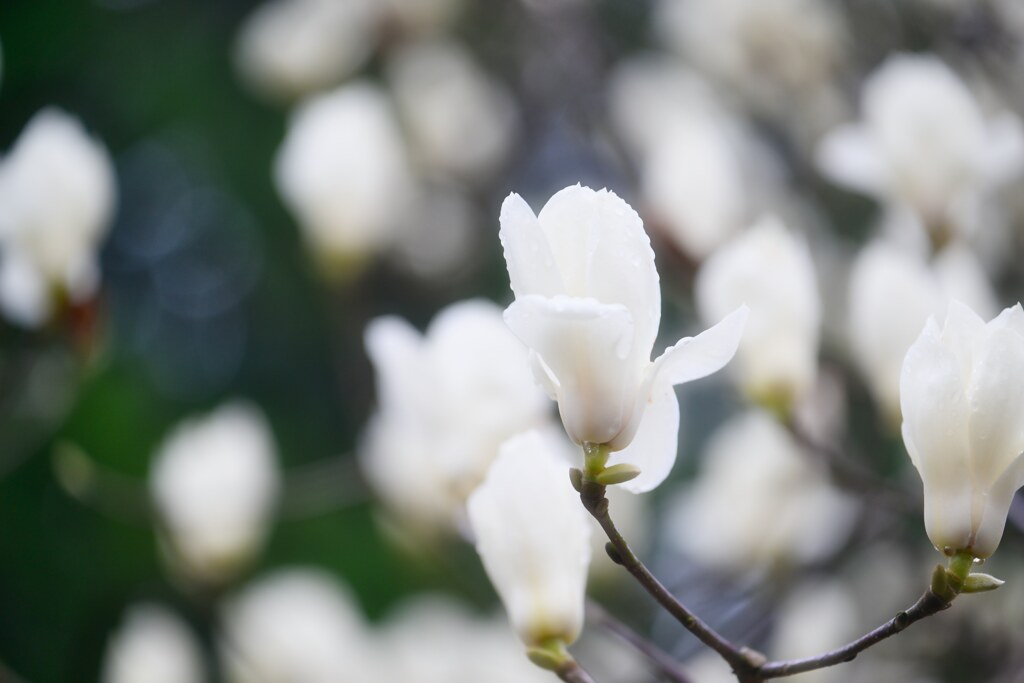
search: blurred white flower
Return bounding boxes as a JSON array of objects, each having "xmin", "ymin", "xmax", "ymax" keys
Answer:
[
  {"xmin": 361, "ymin": 299, "xmax": 551, "ymax": 535},
  {"xmin": 388, "ymin": 40, "xmax": 517, "ymax": 183},
  {"xmin": 150, "ymin": 403, "xmax": 279, "ymax": 584},
  {"xmin": 770, "ymin": 581, "xmax": 858, "ymax": 683},
  {"xmin": 500, "ymin": 185, "xmax": 747, "ymax": 492},
  {"xmin": 696, "ymin": 216, "xmax": 821, "ymax": 407},
  {"xmin": 817, "ymin": 54, "xmax": 1024, "ymax": 235},
  {"xmin": 221, "ymin": 569, "xmax": 372, "ymax": 683},
  {"xmin": 235, "ymin": 0, "xmax": 383, "ymax": 100},
  {"xmin": 847, "ymin": 240, "xmax": 997, "ymax": 422},
  {"xmin": 0, "ymin": 108, "xmax": 116, "ymax": 327},
  {"xmin": 377, "ymin": 597, "xmax": 552, "ymax": 683},
  {"xmin": 467, "ymin": 429, "xmax": 592, "ymax": 647},
  {"xmin": 389, "ymin": 185, "xmax": 480, "ymax": 280},
  {"xmin": 653, "ymin": 0, "xmax": 845, "ymax": 118},
  {"xmin": 274, "ymin": 82, "xmax": 416, "ymax": 274},
  {"xmin": 384, "ymin": 0, "xmax": 463, "ymax": 35},
  {"xmin": 665, "ymin": 410, "xmax": 858, "ymax": 572},
  {"xmin": 900, "ymin": 301, "xmax": 1024, "ymax": 558},
  {"xmin": 102, "ymin": 604, "xmax": 205, "ymax": 683}
]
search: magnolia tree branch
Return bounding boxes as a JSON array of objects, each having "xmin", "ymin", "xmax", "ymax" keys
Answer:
[
  {"xmin": 756, "ymin": 589, "xmax": 950, "ymax": 678},
  {"xmin": 586, "ymin": 600, "xmax": 694, "ymax": 683},
  {"xmin": 578, "ymin": 479, "xmax": 763, "ymax": 678},
  {"xmin": 555, "ymin": 660, "xmax": 598, "ymax": 683}
]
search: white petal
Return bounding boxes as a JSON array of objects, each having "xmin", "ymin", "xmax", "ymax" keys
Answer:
[
  {"xmin": 982, "ymin": 112, "xmax": 1024, "ymax": 187},
  {"xmin": 0, "ymin": 246, "xmax": 50, "ymax": 327},
  {"xmin": 535, "ymin": 185, "xmax": 662, "ymax": 361},
  {"xmin": 467, "ymin": 430, "xmax": 591, "ymax": 645},
  {"xmin": 504, "ymin": 295, "xmax": 636, "ymax": 445},
  {"xmin": 607, "ymin": 382, "xmax": 680, "ymax": 493},
  {"xmin": 900, "ymin": 325, "xmax": 973, "ymax": 552},
  {"xmin": 364, "ymin": 315, "xmax": 425, "ymax": 412},
  {"xmin": 940, "ymin": 299, "xmax": 986, "ymax": 377},
  {"xmin": 651, "ymin": 305, "xmax": 749, "ymax": 387},
  {"xmin": 971, "ymin": 451, "xmax": 1024, "ymax": 558},
  {"xmin": 815, "ymin": 124, "xmax": 886, "ymax": 196},
  {"xmin": 498, "ymin": 192, "xmax": 563, "ymax": 298}
]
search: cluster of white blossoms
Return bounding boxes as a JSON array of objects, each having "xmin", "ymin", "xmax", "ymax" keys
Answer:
[{"xmin": 0, "ymin": 108, "xmax": 116, "ymax": 327}]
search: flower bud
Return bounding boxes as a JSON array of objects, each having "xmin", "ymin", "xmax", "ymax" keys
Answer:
[{"xmin": 101, "ymin": 604, "xmax": 205, "ymax": 683}]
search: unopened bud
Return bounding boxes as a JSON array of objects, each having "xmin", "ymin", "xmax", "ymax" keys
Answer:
[{"xmin": 594, "ymin": 463, "xmax": 642, "ymax": 486}]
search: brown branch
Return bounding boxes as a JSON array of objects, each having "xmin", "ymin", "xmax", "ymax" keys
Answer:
[
  {"xmin": 586, "ymin": 600, "xmax": 694, "ymax": 683},
  {"xmin": 555, "ymin": 660, "xmax": 598, "ymax": 683}
]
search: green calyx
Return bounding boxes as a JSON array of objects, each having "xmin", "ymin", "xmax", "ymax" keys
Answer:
[
  {"xmin": 581, "ymin": 443, "xmax": 641, "ymax": 486},
  {"xmin": 931, "ymin": 550, "xmax": 1004, "ymax": 602},
  {"xmin": 526, "ymin": 637, "xmax": 573, "ymax": 671}
]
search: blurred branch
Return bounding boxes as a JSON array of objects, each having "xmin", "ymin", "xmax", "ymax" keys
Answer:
[
  {"xmin": 0, "ymin": 657, "xmax": 29, "ymax": 683},
  {"xmin": 555, "ymin": 660, "xmax": 598, "ymax": 683},
  {"xmin": 279, "ymin": 453, "xmax": 369, "ymax": 519},
  {"xmin": 586, "ymin": 600, "xmax": 693, "ymax": 683},
  {"xmin": 52, "ymin": 442, "xmax": 153, "ymax": 525}
]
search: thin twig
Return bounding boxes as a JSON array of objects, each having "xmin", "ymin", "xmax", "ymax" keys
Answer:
[
  {"xmin": 579, "ymin": 481, "xmax": 761, "ymax": 678},
  {"xmin": 756, "ymin": 589, "xmax": 950, "ymax": 678},
  {"xmin": 555, "ymin": 660, "xmax": 598, "ymax": 683},
  {"xmin": 586, "ymin": 600, "xmax": 693, "ymax": 683}
]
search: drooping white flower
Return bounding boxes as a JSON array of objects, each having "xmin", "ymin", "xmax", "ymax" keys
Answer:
[
  {"xmin": 221, "ymin": 569, "xmax": 372, "ymax": 683},
  {"xmin": 499, "ymin": 185, "xmax": 747, "ymax": 492},
  {"xmin": 101, "ymin": 604, "xmax": 206, "ymax": 683},
  {"xmin": 847, "ymin": 240, "xmax": 997, "ymax": 422},
  {"xmin": 900, "ymin": 301, "xmax": 1024, "ymax": 558},
  {"xmin": 234, "ymin": 0, "xmax": 383, "ymax": 101},
  {"xmin": 0, "ymin": 108, "xmax": 116, "ymax": 327},
  {"xmin": 695, "ymin": 216, "xmax": 820, "ymax": 406},
  {"xmin": 387, "ymin": 40, "xmax": 517, "ymax": 183},
  {"xmin": 665, "ymin": 410, "xmax": 858, "ymax": 572},
  {"xmin": 361, "ymin": 300, "xmax": 551, "ymax": 535},
  {"xmin": 467, "ymin": 430, "xmax": 592, "ymax": 646},
  {"xmin": 376, "ymin": 597, "xmax": 553, "ymax": 683},
  {"xmin": 150, "ymin": 403, "xmax": 280, "ymax": 584},
  {"xmin": 274, "ymin": 82, "xmax": 416, "ymax": 272},
  {"xmin": 817, "ymin": 54, "xmax": 1024, "ymax": 234}
]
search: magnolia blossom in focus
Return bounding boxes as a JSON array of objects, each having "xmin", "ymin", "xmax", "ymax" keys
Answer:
[
  {"xmin": 900, "ymin": 302, "xmax": 1024, "ymax": 558},
  {"xmin": 696, "ymin": 216, "xmax": 820, "ymax": 407},
  {"xmin": 848, "ymin": 240, "xmax": 997, "ymax": 422},
  {"xmin": 817, "ymin": 54, "xmax": 1024, "ymax": 236},
  {"xmin": 377, "ymin": 597, "xmax": 552, "ymax": 683},
  {"xmin": 0, "ymin": 108, "xmax": 116, "ymax": 327},
  {"xmin": 150, "ymin": 403, "xmax": 280, "ymax": 584},
  {"xmin": 467, "ymin": 430, "xmax": 591, "ymax": 647},
  {"xmin": 274, "ymin": 82, "xmax": 416, "ymax": 273},
  {"xmin": 221, "ymin": 569, "xmax": 372, "ymax": 683},
  {"xmin": 500, "ymin": 185, "xmax": 747, "ymax": 492},
  {"xmin": 235, "ymin": 0, "xmax": 382, "ymax": 101},
  {"xmin": 361, "ymin": 300, "xmax": 550, "ymax": 535},
  {"xmin": 101, "ymin": 604, "xmax": 205, "ymax": 683},
  {"xmin": 388, "ymin": 40, "xmax": 517, "ymax": 183},
  {"xmin": 665, "ymin": 410, "xmax": 858, "ymax": 572}
]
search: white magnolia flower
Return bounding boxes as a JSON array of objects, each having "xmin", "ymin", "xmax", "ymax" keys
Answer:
[
  {"xmin": 274, "ymin": 82, "xmax": 416, "ymax": 272},
  {"xmin": 361, "ymin": 300, "xmax": 550, "ymax": 535},
  {"xmin": 222, "ymin": 569, "xmax": 372, "ymax": 683},
  {"xmin": 499, "ymin": 185, "xmax": 748, "ymax": 493},
  {"xmin": 665, "ymin": 410, "xmax": 858, "ymax": 572},
  {"xmin": 377, "ymin": 597, "xmax": 552, "ymax": 683},
  {"xmin": 150, "ymin": 403, "xmax": 280, "ymax": 584},
  {"xmin": 235, "ymin": 0, "xmax": 383, "ymax": 101},
  {"xmin": 467, "ymin": 430, "xmax": 592, "ymax": 646},
  {"xmin": 696, "ymin": 216, "xmax": 820, "ymax": 406},
  {"xmin": 817, "ymin": 54, "xmax": 1024, "ymax": 233},
  {"xmin": 388, "ymin": 40, "xmax": 517, "ymax": 183},
  {"xmin": 0, "ymin": 108, "xmax": 116, "ymax": 327},
  {"xmin": 848, "ymin": 240, "xmax": 997, "ymax": 422},
  {"xmin": 101, "ymin": 604, "xmax": 206, "ymax": 683},
  {"xmin": 900, "ymin": 301, "xmax": 1024, "ymax": 558}
]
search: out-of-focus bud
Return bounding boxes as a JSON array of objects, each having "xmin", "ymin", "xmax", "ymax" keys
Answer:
[
  {"xmin": 500, "ymin": 185, "xmax": 747, "ymax": 492},
  {"xmin": 361, "ymin": 300, "xmax": 551, "ymax": 537},
  {"xmin": 149, "ymin": 403, "xmax": 279, "ymax": 585},
  {"xmin": 817, "ymin": 54, "xmax": 1024, "ymax": 238},
  {"xmin": 274, "ymin": 82, "xmax": 416, "ymax": 277},
  {"xmin": 221, "ymin": 569, "xmax": 372, "ymax": 683},
  {"xmin": 467, "ymin": 430, "xmax": 591, "ymax": 648},
  {"xmin": 388, "ymin": 40, "xmax": 517, "ymax": 183},
  {"xmin": 665, "ymin": 410, "xmax": 858, "ymax": 573},
  {"xmin": 234, "ymin": 0, "xmax": 383, "ymax": 101},
  {"xmin": 376, "ymin": 597, "xmax": 553, "ymax": 683},
  {"xmin": 101, "ymin": 604, "xmax": 206, "ymax": 683},
  {"xmin": 696, "ymin": 216, "xmax": 820, "ymax": 411},
  {"xmin": 900, "ymin": 301, "xmax": 1024, "ymax": 559},
  {"xmin": 0, "ymin": 108, "xmax": 116, "ymax": 327},
  {"xmin": 847, "ymin": 240, "xmax": 997, "ymax": 423}
]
